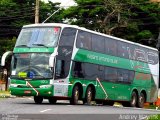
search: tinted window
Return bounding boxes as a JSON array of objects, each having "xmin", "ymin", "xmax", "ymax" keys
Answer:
[
  {"xmin": 72, "ymin": 61, "xmax": 84, "ymax": 78},
  {"xmin": 72, "ymin": 61, "xmax": 104, "ymax": 80},
  {"xmin": 59, "ymin": 28, "xmax": 76, "ymax": 46},
  {"xmin": 55, "ymin": 59, "xmax": 70, "ymax": 79},
  {"xmin": 105, "ymin": 67, "xmax": 118, "ymax": 82},
  {"xmin": 77, "ymin": 30, "xmax": 91, "ymax": 50},
  {"xmin": 128, "ymin": 44, "xmax": 147, "ymax": 62},
  {"xmin": 92, "ymin": 34, "xmax": 105, "ymax": 53},
  {"xmin": 129, "ymin": 71, "xmax": 135, "ymax": 83},
  {"xmin": 117, "ymin": 41, "xmax": 129, "ymax": 59},
  {"xmin": 128, "ymin": 44, "xmax": 135, "ymax": 60},
  {"xmin": 16, "ymin": 27, "xmax": 60, "ymax": 47},
  {"xmin": 117, "ymin": 69, "xmax": 129, "ymax": 82},
  {"xmin": 84, "ymin": 63, "xmax": 99, "ymax": 80},
  {"xmin": 147, "ymin": 50, "xmax": 159, "ymax": 65},
  {"xmin": 105, "ymin": 38, "xmax": 117, "ymax": 56},
  {"xmin": 136, "ymin": 47, "xmax": 147, "ymax": 62}
]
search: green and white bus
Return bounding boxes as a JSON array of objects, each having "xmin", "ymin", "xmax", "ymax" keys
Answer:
[{"xmin": 1, "ymin": 23, "xmax": 159, "ymax": 108}]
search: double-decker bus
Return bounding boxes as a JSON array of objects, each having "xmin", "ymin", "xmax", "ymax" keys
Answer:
[{"xmin": 1, "ymin": 23, "xmax": 159, "ymax": 108}]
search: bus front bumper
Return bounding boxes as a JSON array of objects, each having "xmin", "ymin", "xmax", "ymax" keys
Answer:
[{"xmin": 9, "ymin": 86, "xmax": 53, "ymax": 97}]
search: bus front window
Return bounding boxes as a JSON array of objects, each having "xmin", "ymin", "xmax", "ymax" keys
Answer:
[
  {"xmin": 11, "ymin": 53, "xmax": 53, "ymax": 79},
  {"xmin": 15, "ymin": 27, "xmax": 60, "ymax": 47}
]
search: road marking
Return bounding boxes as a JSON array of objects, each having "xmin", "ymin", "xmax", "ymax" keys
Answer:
[{"xmin": 40, "ymin": 109, "xmax": 52, "ymax": 113}]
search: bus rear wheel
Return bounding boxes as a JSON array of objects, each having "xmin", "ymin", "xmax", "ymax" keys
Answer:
[
  {"xmin": 70, "ymin": 86, "xmax": 79, "ymax": 105},
  {"xmin": 137, "ymin": 93, "xmax": 145, "ymax": 108},
  {"xmin": 48, "ymin": 98, "xmax": 57, "ymax": 104},
  {"xmin": 129, "ymin": 91, "xmax": 137, "ymax": 107},
  {"xmin": 34, "ymin": 96, "xmax": 43, "ymax": 104},
  {"xmin": 85, "ymin": 86, "xmax": 94, "ymax": 105}
]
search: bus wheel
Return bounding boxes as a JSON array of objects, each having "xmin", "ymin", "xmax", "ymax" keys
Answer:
[
  {"xmin": 138, "ymin": 93, "xmax": 145, "ymax": 108},
  {"xmin": 34, "ymin": 96, "xmax": 43, "ymax": 104},
  {"xmin": 70, "ymin": 86, "xmax": 79, "ymax": 105},
  {"xmin": 48, "ymin": 98, "xmax": 57, "ymax": 104},
  {"xmin": 129, "ymin": 91, "xmax": 137, "ymax": 107},
  {"xmin": 85, "ymin": 86, "xmax": 94, "ymax": 105}
]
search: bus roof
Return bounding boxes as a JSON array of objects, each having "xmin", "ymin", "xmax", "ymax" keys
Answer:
[{"xmin": 23, "ymin": 23, "xmax": 158, "ymax": 51}]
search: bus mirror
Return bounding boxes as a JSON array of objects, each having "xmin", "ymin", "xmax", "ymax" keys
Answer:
[
  {"xmin": 1, "ymin": 51, "xmax": 13, "ymax": 66},
  {"xmin": 49, "ymin": 52, "xmax": 58, "ymax": 67}
]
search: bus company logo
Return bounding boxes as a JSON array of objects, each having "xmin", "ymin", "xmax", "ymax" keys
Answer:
[
  {"xmin": 87, "ymin": 54, "xmax": 118, "ymax": 64},
  {"xmin": 127, "ymin": 47, "xmax": 158, "ymax": 72}
]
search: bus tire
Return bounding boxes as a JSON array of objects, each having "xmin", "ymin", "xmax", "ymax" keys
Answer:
[
  {"xmin": 70, "ymin": 85, "xmax": 79, "ymax": 105},
  {"xmin": 85, "ymin": 86, "xmax": 94, "ymax": 105},
  {"xmin": 48, "ymin": 98, "xmax": 57, "ymax": 104},
  {"xmin": 34, "ymin": 96, "xmax": 43, "ymax": 104},
  {"xmin": 129, "ymin": 91, "xmax": 137, "ymax": 107},
  {"xmin": 137, "ymin": 92, "xmax": 145, "ymax": 108}
]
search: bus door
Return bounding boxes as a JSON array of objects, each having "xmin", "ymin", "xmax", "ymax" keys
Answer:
[
  {"xmin": 113, "ymin": 69, "xmax": 134, "ymax": 101},
  {"xmin": 54, "ymin": 28, "xmax": 77, "ymax": 96}
]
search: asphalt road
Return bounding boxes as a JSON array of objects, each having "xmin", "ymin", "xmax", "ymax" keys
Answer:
[{"xmin": 0, "ymin": 97, "xmax": 159, "ymax": 120}]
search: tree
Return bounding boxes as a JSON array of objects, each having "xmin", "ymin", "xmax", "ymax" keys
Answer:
[
  {"xmin": 0, "ymin": 0, "xmax": 64, "ymax": 57},
  {"xmin": 62, "ymin": 0, "xmax": 160, "ymax": 47}
]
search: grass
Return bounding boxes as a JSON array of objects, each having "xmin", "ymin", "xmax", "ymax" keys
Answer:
[
  {"xmin": 0, "ymin": 90, "xmax": 10, "ymax": 98},
  {"xmin": 147, "ymin": 105, "xmax": 160, "ymax": 110},
  {"xmin": 148, "ymin": 114, "xmax": 160, "ymax": 120},
  {"xmin": 0, "ymin": 90, "xmax": 9, "ymax": 93}
]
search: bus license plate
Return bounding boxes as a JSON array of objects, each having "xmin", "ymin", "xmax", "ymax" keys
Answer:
[{"xmin": 24, "ymin": 90, "xmax": 31, "ymax": 94}]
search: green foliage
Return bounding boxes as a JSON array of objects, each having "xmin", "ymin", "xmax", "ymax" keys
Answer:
[
  {"xmin": 0, "ymin": 0, "xmax": 64, "ymax": 57},
  {"xmin": 148, "ymin": 114, "xmax": 160, "ymax": 120},
  {"xmin": 0, "ymin": 0, "xmax": 160, "ymax": 53},
  {"xmin": 137, "ymin": 30, "xmax": 153, "ymax": 39},
  {"xmin": 0, "ymin": 37, "xmax": 16, "ymax": 57},
  {"xmin": 62, "ymin": 0, "xmax": 160, "ymax": 47}
]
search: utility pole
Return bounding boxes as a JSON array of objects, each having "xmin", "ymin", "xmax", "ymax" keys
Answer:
[{"xmin": 35, "ymin": 0, "xmax": 39, "ymax": 23}]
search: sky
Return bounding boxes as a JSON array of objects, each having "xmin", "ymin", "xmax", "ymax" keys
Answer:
[{"xmin": 42, "ymin": 0, "xmax": 76, "ymax": 6}]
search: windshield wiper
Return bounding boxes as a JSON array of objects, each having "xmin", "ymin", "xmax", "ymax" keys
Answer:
[
  {"xmin": 16, "ymin": 45, "xmax": 29, "ymax": 48},
  {"xmin": 32, "ymin": 44, "xmax": 48, "ymax": 48}
]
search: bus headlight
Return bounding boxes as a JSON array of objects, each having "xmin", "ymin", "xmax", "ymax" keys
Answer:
[{"xmin": 39, "ymin": 85, "xmax": 52, "ymax": 88}]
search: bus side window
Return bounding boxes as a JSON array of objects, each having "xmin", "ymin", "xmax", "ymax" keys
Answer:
[
  {"xmin": 91, "ymin": 34, "xmax": 105, "ymax": 53},
  {"xmin": 72, "ymin": 61, "xmax": 84, "ymax": 78},
  {"xmin": 117, "ymin": 41, "xmax": 129, "ymax": 59},
  {"xmin": 84, "ymin": 63, "xmax": 99, "ymax": 80},
  {"xmin": 117, "ymin": 69, "xmax": 129, "ymax": 83},
  {"xmin": 148, "ymin": 50, "xmax": 159, "ymax": 65},
  {"xmin": 129, "ymin": 71, "xmax": 135, "ymax": 83},
  {"xmin": 59, "ymin": 28, "xmax": 76, "ymax": 47},
  {"xmin": 105, "ymin": 38, "xmax": 117, "ymax": 56},
  {"xmin": 55, "ymin": 59, "xmax": 70, "ymax": 79},
  {"xmin": 77, "ymin": 30, "xmax": 91, "ymax": 50},
  {"xmin": 105, "ymin": 67, "xmax": 118, "ymax": 82}
]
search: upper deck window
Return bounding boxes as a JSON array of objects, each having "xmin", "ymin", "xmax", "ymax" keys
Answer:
[
  {"xmin": 15, "ymin": 27, "xmax": 61, "ymax": 47},
  {"xmin": 77, "ymin": 30, "xmax": 92, "ymax": 50}
]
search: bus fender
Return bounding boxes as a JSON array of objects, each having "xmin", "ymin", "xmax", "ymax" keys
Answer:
[
  {"xmin": 130, "ymin": 88, "xmax": 138, "ymax": 100},
  {"xmin": 83, "ymin": 83, "xmax": 96, "ymax": 99},
  {"xmin": 71, "ymin": 82, "xmax": 83, "ymax": 99}
]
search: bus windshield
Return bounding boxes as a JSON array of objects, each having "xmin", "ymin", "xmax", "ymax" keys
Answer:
[
  {"xmin": 15, "ymin": 27, "xmax": 61, "ymax": 47},
  {"xmin": 11, "ymin": 53, "xmax": 53, "ymax": 79}
]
